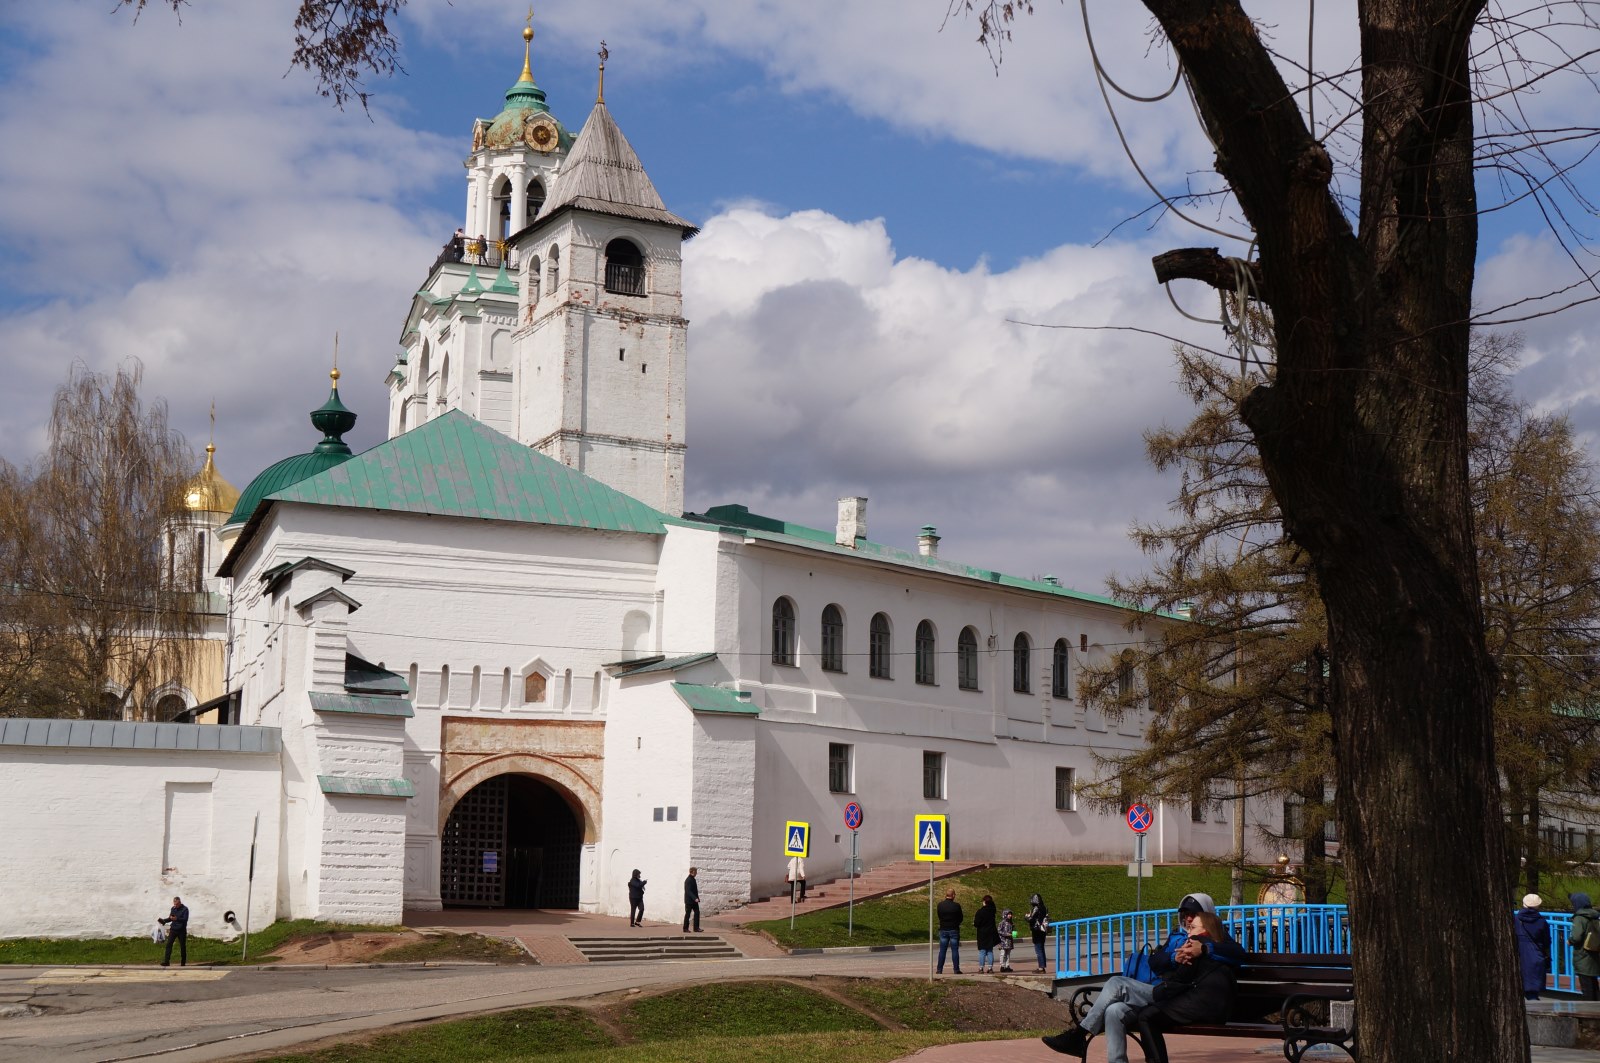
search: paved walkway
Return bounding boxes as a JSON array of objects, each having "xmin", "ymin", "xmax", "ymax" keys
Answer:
[
  {"xmin": 894, "ymin": 1038, "xmax": 1600, "ymax": 1062},
  {"xmin": 405, "ymin": 906, "xmax": 790, "ymax": 963}
]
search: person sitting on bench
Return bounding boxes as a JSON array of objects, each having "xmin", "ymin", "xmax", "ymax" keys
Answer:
[{"xmin": 1042, "ymin": 893, "xmax": 1245, "ymax": 1059}]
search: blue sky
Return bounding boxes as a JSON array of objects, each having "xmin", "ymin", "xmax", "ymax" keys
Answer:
[{"xmin": 3, "ymin": 1, "xmax": 1599, "ymax": 596}]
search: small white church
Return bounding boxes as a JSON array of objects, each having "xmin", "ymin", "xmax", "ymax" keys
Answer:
[{"xmin": 0, "ymin": 27, "xmax": 1265, "ymax": 939}]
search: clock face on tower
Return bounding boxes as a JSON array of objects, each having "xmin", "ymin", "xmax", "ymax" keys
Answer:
[{"xmin": 523, "ymin": 115, "xmax": 558, "ymax": 152}]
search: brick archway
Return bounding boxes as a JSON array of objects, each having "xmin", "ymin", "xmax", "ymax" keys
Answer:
[{"xmin": 439, "ymin": 752, "xmax": 600, "ymax": 844}]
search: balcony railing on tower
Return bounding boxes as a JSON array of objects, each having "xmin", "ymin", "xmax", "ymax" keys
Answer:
[{"xmin": 605, "ymin": 261, "xmax": 645, "ymax": 296}]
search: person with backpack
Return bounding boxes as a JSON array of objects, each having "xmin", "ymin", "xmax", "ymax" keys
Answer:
[
  {"xmin": 996, "ymin": 908, "xmax": 1017, "ymax": 973},
  {"xmin": 1569, "ymin": 892, "xmax": 1599, "ymax": 1001},
  {"xmin": 1027, "ymin": 893, "xmax": 1051, "ymax": 973},
  {"xmin": 1042, "ymin": 892, "xmax": 1244, "ymax": 1058}
]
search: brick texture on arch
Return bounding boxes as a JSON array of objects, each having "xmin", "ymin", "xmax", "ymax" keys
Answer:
[{"xmin": 438, "ymin": 717, "xmax": 603, "ymax": 843}]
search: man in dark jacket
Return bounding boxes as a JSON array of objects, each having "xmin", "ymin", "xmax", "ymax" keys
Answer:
[
  {"xmin": 936, "ymin": 889, "xmax": 964, "ymax": 974},
  {"xmin": 1043, "ymin": 892, "xmax": 1243, "ymax": 1059},
  {"xmin": 627, "ymin": 870, "xmax": 647, "ymax": 927},
  {"xmin": 159, "ymin": 896, "xmax": 189, "ymax": 967},
  {"xmin": 682, "ymin": 867, "xmax": 700, "ymax": 932}
]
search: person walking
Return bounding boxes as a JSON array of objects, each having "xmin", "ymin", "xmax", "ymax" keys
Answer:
[
  {"xmin": 1516, "ymin": 893, "xmax": 1552, "ymax": 1000},
  {"xmin": 627, "ymin": 869, "xmax": 647, "ymax": 927},
  {"xmin": 1570, "ymin": 892, "xmax": 1600, "ymax": 1001},
  {"xmin": 996, "ymin": 908, "xmax": 1017, "ymax": 972},
  {"xmin": 936, "ymin": 888, "xmax": 964, "ymax": 974},
  {"xmin": 974, "ymin": 894, "xmax": 999, "ymax": 973},
  {"xmin": 158, "ymin": 896, "xmax": 189, "ymax": 967},
  {"xmin": 1027, "ymin": 892, "xmax": 1051, "ymax": 973},
  {"xmin": 682, "ymin": 866, "xmax": 701, "ymax": 933},
  {"xmin": 786, "ymin": 854, "xmax": 808, "ymax": 902}
]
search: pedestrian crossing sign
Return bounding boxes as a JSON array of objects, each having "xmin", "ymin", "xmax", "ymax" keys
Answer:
[
  {"xmin": 784, "ymin": 820, "xmax": 810, "ymax": 858},
  {"xmin": 914, "ymin": 814, "xmax": 948, "ymax": 862}
]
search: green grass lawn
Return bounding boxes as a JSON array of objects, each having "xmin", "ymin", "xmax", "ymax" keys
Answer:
[
  {"xmin": 266, "ymin": 979, "xmax": 1044, "ymax": 1063},
  {"xmin": 749, "ymin": 863, "xmax": 1255, "ymax": 950},
  {"xmin": 0, "ymin": 919, "xmax": 403, "ymax": 967}
]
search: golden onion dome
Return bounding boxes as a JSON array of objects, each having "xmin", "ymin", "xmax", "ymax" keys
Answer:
[{"xmin": 184, "ymin": 444, "xmax": 242, "ymax": 513}]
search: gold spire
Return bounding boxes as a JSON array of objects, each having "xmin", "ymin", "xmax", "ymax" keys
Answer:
[
  {"xmin": 519, "ymin": 7, "xmax": 536, "ymax": 83},
  {"xmin": 597, "ymin": 40, "xmax": 608, "ymax": 103},
  {"xmin": 184, "ymin": 402, "xmax": 240, "ymax": 513},
  {"xmin": 331, "ymin": 332, "xmax": 342, "ymax": 387}
]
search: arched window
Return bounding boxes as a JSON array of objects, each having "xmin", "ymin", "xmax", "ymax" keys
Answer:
[
  {"xmin": 1013, "ymin": 633, "xmax": 1032, "ymax": 693},
  {"xmin": 526, "ymin": 177, "xmax": 546, "ymax": 222},
  {"xmin": 1116, "ymin": 651, "xmax": 1137, "ymax": 700},
  {"xmin": 439, "ymin": 354, "xmax": 450, "ymax": 404},
  {"xmin": 869, "ymin": 613, "xmax": 892, "ymax": 679},
  {"xmin": 821, "ymin": 604, "xmax": 844, "ymax": 672},
  {"xmin": 1052, "ymin": 638, "xmax": 1071, "ymax": 698},
  {"xmin": 547, "ymin": 244, "xmax": 560, "ymax": 291},
  {"xmin": 154, "ymin": 693, "xmax": 186, "ymax": 720},
  {"xmin": 92, "ymin": 691, "xmax": 123, "ymax": 720},
  {"xmin": 527, "ymin": 255, "xmax": 542, "ymax": 304},
  {"xmin": 915, "ymin": 620, "xmax": 936, "ymax": 685},
  {"xmin": 604, "ymin": 238, "xmax": 646, "ymax": 296},
  {"xmin": 772, "ymin": 597, "xmax": 796, "ymax": 666},
  {"xmin": 399, "ymin": 397, "xmax": 410, "ymax": 432},
  {"xmin": 493, "ymin": 176, "xmax": 512, "ymax": 242},
  {"xmin": 523, "ymin": 672, "xmax": 547, "ymax": 703},
  {"xmin": 958, "ymin": 627, "xmax": 980, "ymax": 691}
]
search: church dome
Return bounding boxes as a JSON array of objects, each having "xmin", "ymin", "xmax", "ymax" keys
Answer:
[
  {"xmin": 224, "ymin": 370, "xmax": 358, "ymax": 528},
  {"xmin": 479, "ymin": 24, "xmax": 573, "ymax": 152},
  {"xmin": 184, "ymin": 444, "xmax": 241, "ymax": 513}
]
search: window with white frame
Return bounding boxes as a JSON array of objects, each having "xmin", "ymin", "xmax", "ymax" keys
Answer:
[
  {"xmin": 1013, "ymin": 632, "xmax": 1032, "ymax": 693},
  {"xmin": 1055, "ymin": 767, "xmax": 1077, "ymax": 811},
  {"xmin": 772, "ymin": 597, "xmax": 796, "ymax": 666},
  {"xmin": 1052, "ymin": 638, "xmax": 1071, "ymax": 698},
  {"xmin": 821, "ymin": 604, "xmax": 844, "ymax": 672},
  {"xmin": 923, "ymin": 751, "xmax": 946, "ymax": 800},
  {"xmin": 958, "ymin": 626, "xmax": 980, "ymax": 690},
  {"xmin": 869, "ymin": 613, "xmax": 892, "ymax": 679},
  {"xmin": 915, "ymin": 620, "xmax": 936, "ymax": 685},
  {"xmin": 828, "ymin": 742, "xmax": 854, "ymax": 793}
]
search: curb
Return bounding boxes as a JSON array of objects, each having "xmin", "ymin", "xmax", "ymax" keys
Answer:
[
  {"xmin": 0, "ymin": 960, "xmax": 496, "ymax": 972},
  {"xmin": 789, "ymin": 943, "xmax": 931, "ymax": 956}
]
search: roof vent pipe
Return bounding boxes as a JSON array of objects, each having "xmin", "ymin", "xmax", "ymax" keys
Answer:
[
  {"xmin": 1042, "ymin": 574, "xmax": 1059, "ymax": 586},
  {"xmin": 836, "ymin": 497, "xmax": 868, "ymax": 548},
  {"xmin": 917, "ymin": 525, "xmax": 941, "ymax": 558}
]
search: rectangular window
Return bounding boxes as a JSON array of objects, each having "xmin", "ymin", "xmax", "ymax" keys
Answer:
[
  {"xmin": 923, "ymin": 751, "xmax": 945, "ymax": 800},
  {"xmin": 1191, "ymin": 784, "xmax": 1209, "ymax": 823},
  {"xmin": 828, "ymin": 743, "xmax": 853, "ymax": 794},
  {"xmin": 1055, "ymin": 767, "xmax": 1076, "ymax": 812}
]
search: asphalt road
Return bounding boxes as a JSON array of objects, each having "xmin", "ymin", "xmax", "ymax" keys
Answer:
[{"xmin": 0, "ymin": 950, "xmax": 1000, "ymax": 1062}]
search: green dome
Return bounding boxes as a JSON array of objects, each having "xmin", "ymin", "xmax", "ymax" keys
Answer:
[
  {"xmin": 224, "ymin": 380, "xmax": 358, "ymax": 528},
  {"xmin": 225, "ymin": 450, "xmax": 355, "ymax": 527}
]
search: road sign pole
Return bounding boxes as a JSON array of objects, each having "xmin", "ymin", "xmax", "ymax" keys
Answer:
[
  {"xmin": 928, "ymin": 859, "xmax": 935, "ymax": 983},
  {"xmin": 848, "ymin": 830, "xmax": 857, "ymax": 938},
  {"xmin": 1136, "ymin": 832, "xmax": 1144, "ymax": 912},
  {"xmin": 790, "ymin": 877, "xmax": 797, "ymax": 930}
]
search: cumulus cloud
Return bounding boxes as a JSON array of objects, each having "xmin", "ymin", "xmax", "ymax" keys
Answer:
[{"xmin": 681, "ymin": 207, "xmax": 1212, "ymax": 588}]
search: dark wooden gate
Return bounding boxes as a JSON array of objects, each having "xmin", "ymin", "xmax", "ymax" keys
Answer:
[{"xmin": 440, "ymin": 776, "xmax": 506, "ymax": 907}]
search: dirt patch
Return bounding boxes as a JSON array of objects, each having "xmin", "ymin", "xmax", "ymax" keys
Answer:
[
  {"xmin": 263, "ymin": 930, "xmax": 424, "ymax": 965},
  {"xmin": 818, "ymin": 975, "xmax": 1056, "ymax": 1033}
]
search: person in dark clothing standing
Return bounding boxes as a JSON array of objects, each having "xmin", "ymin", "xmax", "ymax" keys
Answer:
[
  {"xmin": 936, "ymin": 889, "xmax": 964, "ymax": 974},
  {"xmin": 974, "ymin": 894, "xmax": 1000, "ymax": 973},
  {"xmin": 1570, "ymin": 892, "xmax": 1600, "ymax": 1001},
  {"xmin": 1516, "ymin": 893, "xmax": 1552, "ymax": 1000},
  {"xmin": 159, "ymin": 896, "xmax": 189, "ymax": 967},
  {"xmin": 1027, "ymin": 892, "xmax": 1051, "ymax": 973},
  {"xmin": 627, "ymin": 869, "xmax": 647, "ymax": 927},
  {"xmin": 682, "ymin": 867, "xmax": 701, "ymax": 932}
]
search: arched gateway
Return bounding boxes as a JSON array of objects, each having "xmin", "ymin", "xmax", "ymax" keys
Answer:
[{"xmin": 440, "ymin": 773, "xmax": 583, "ymax": 908}]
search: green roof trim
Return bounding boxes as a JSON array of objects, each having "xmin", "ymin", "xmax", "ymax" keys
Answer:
[
  {"xmin": 489, "ymin": 263, "xmax": 518, "ymax": 294},
  {"xmin": 671, "ymin": 683, "xmax": 758, "ymax": 716},
  {"xmin": 261, "ymin": 556, "xmax": 354, "ymax": 595},
  {"xmin": 309, "ymin": 691, "xmax": 414, "ymax": 717},
  {"xmin": 346, "ymin": 654, "xmax": 409, "ymax": 696},
  {"xmin": 263, "ymin": 410, "xmax": 668, "ymax": 535},
  {"xmin": 317, "ymin": 775, "xmax": 415, "ymax": 798},
  {"xmin": 686, "ymin": 504, "xmax": 1163, "ymax": 616},
  {"xmin": 614, "ymin": 652, "xmax": 717, "ymax": 677}
]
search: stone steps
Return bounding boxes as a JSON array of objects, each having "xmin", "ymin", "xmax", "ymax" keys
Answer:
[
  {"xmin": 568, "ymin": 934, "xmax": 742, "ymax": 963},
  {"xmin": 727, "ymin": 860, "xmax": 988, "ymax": 924}
]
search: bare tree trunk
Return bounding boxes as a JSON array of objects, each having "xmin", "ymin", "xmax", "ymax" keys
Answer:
[{"xmin": 1141, "ymin": 2, "xmax": 1525, "ymax": 1059}]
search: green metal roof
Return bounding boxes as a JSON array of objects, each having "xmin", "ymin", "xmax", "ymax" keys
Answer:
[
  {"xmin": 671, "ymin": 683, "xmax": 759, "ymax": 715},
  {"xmin": 226, "ymin": 449, "xmax": 356, "ymax": 527},
  {"xmin": 309, "ymin": 692, "xmax": 414, "ymax": 718},
  {"xmin": 346, "ymin": 655, "xmax": 409, "ymax": 696},
  {"xmin": 681, "ymin": 503, "xmax": 1156, "ymax": 615},
  {"xmin": 614, "ymin": 652, "xmax": 717, "ymax": 677},
  {"xmin": 263, "ymin": 410, "xmax": 668, "ymax": 535},
  {"xmin": 318, "ymin": 775, "xmax": 415, "ymax": 798}
]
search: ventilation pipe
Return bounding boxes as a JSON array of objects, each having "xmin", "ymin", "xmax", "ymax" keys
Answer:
[{"xmin": 917, "ymin": 525, "xmax": 941, "ymax": 557}]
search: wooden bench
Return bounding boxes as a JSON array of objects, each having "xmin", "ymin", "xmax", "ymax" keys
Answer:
[{"xmin": 1066, "ymin": 952, "xmax": 1356, "ymax": 1062}]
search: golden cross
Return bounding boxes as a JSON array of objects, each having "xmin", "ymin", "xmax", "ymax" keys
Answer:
[{"xmin": 526, "ymin": 5, "xmax": 534, "ymax": 33}]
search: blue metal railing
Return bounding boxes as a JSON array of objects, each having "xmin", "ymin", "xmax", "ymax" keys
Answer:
[{"xmin": 1051, "ymin": 904, "xmax": 1581, "ymax": 993}]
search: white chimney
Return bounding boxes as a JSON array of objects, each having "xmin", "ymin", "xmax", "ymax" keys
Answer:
[
  {"xmin": 836, "ymin": 496, "xmax": 868, "ymax": 547},
  {"xmin": 917, "ymin": 525, "xmax": 941, "ymax": 558}
]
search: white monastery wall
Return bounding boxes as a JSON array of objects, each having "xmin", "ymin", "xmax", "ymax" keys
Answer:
[
  {"xmin": 0, "ymin": 747, "xmax": 281, "ymax": 939},
  {"xmin": 689, "ymin": 712, "xmax": 757, "ymax": 911}
]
